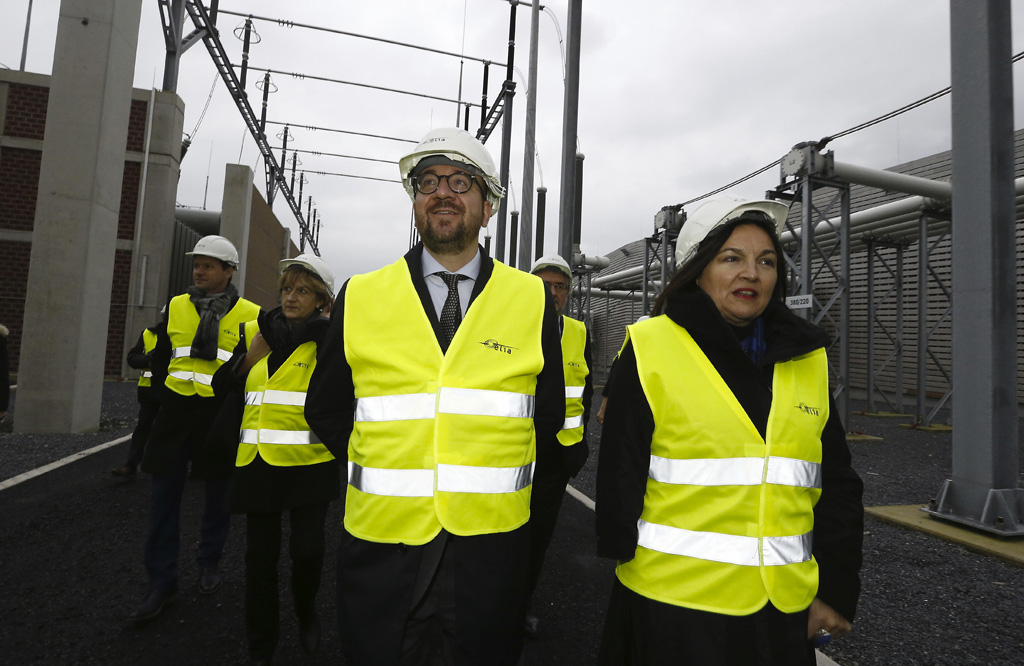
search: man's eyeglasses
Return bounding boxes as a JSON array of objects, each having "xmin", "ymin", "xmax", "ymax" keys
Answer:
[
  {"xmin": 542, "ymin": 280, "xmax": 570, "ymax": 293},
  {"xmin": 412, "ymin": 172, "xmax": 476, "ymax": 195}
]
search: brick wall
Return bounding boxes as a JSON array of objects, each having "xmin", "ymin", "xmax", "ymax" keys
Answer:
[
  {"xmin": 119, "ymin": 161, "xmax": 140, "ymax": 240},
  {"xmin": 0, "ymin": 241, "xmax": 31, "ymax": 371},
  {"xmin": 3, "ymin": 83, "xmax": 48, "ymax": 140},
  {"xmin": 0, "ymin": 148, "xmax": 41, "ymax": 232},
  {"xmin": 105, "ymin": 249, "xmax": 133, "ymax": 376},
  {"xmin": 2, "ymin": 80, "xmax": 152, "ymax": 376}
]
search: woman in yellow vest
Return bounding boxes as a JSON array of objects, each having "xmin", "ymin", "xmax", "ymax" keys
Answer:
[
  {"xmin": 212, "ymin": 255, "xmax": 339, "ymax": 666},
  {"xmin": 596, "ymin": 196, "xmax": 864, "ymax": 665}
]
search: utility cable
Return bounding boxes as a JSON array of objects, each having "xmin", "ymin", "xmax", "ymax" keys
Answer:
[
  {"xmin": 242, "ymin": 66, "xmax": 479, "ymax": 108},
  {"xmin": 679, "ymin": 49, "xmax": 1024, "ymax": 209},
  {"xmin": 263, "ymin": 120, "xmax": 417, "ymax": 144},
  {"xmin": 217, "ymin": 9, "xmax": 506, "ymax": 67}
]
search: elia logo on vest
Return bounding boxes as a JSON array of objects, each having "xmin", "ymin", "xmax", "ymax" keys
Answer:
[
  {"xmin": 479, "ymin": 339, "xmax": 517, "ymax": 355},
  {"xmin": 293, "ymin": 361, "xmax": 311, "ymax": 369},
  {"xmin": 795, "ymin": 402, "xmax": 821, "ymax": 416},
  {"xmin": 222, "ymin": 327, "xmax": 238, "ymax": 337}
]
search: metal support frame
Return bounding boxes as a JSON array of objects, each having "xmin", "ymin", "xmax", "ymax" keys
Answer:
[
  {"xmin": 170, "ymin": 0, "xmax": 317, "ymax": 254},
  {"xmin": 924, "ymin": 0, "xmax": 1023, "ymax": 536},
  {"xmin": 774, "ymin": 174, "xmax": 852, "ymax": 430},
  {"xmin": 863, "ymin": 237, "xmax": 908, "ymax": 414},
  {"xmin": 914, "ymin": 210, "xmax": 953, "ymax": 425},
  {"xmin": 639, "ymin": 227, "xmax": 675, "ymax": 316}
]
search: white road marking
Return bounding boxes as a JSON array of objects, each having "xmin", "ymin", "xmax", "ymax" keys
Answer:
[{"xmin": 0, "ymin": 435, "xmax": 130, "ymax": 491}]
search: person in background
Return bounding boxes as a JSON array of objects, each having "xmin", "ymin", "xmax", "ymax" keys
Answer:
[
  {"xmin": 212, "ymin": 254, "xmax": 340, "ymax": 666},
  {"xmin": 596, "ymin": 196, "xmax": 863, "ymax": 665},
  {"xmin": 305, "ymin": 127, "xmax": 564, "ymax": 666},
  {"xmin": 112, "ymin": 322, "xmax": 164, "ymax": 477},
  {"xmin": 524, "ymin": 254, "xmax": 593, "ymax": 637},
  {"xmin": 129, "ymin": 235, "xmax": 260, "ymax": 623}
]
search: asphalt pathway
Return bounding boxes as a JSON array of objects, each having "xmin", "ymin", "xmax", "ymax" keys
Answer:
[{"xmin": 2, "ymin": 382, "xmax": 1024, "ymax": 665}]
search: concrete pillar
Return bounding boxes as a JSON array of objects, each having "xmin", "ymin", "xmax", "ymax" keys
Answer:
[
  {"xmin": 220, "ymin": 164, "xmax": 255, "ymax": 297},
  {"xmin": 122, "ymin": 88, "xmax": 185, "ymax": 375},
  {"xmin": 15, "ymin": 0, "xmax": 143, "ymax": 433}
]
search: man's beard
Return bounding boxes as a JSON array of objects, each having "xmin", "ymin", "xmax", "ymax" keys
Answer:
[{"xmin": 415, "ymin": 205, "xmax": 481, "ymax": 255}]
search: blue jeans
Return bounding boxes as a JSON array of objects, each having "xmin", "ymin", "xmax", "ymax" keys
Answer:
[{"xmin": 144, "ymin": 462, "xmax": 230, "ymax": 590}]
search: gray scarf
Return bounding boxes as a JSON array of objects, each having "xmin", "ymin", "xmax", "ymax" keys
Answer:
[{"xmin": 186, "ymin": 282, "xmax": 238, "ymax": 360}]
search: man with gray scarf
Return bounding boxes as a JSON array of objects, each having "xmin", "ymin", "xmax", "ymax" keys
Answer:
[{"xmin": 130, "ymin": 235, "xmax": 260, "ymax": 622}]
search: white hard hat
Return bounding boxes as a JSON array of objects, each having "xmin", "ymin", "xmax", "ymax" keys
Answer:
[
  {"xmin": 530, "ymin": 254, "xmax": 572, "ymax": 281},
  {"xmin": 398, "ymin": 127, "xmax": 505, "ymax": 217},
  {"xmin": 674, "ymin": 196, "xmax": 790, "ymax": 267},
  {"xmin": 280, "ymin": 253, "xmax": 336, "ymax": 298},
  {"xmin": 186, "ymin": 235, "xmax": 239, "ymax": 267}
]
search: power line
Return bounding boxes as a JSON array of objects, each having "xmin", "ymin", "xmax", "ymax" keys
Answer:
[
  {"xmin": 217, "ymin": 9, "xmax": 506, "ymax": 67},
  {"xmin": 276, "ymin": 147, "xmax": 397, "ymax": 165},
  {"xmin": 263, "ymin": 120, "xmax": 417, "ymax": 144},
  {"xmin": 679, "ymin": 49, "xmax": 1024, "ymax": 209},
  {"xmin": 298, "ymin": 169, "xmax": 401, "ymax": 184},
  {"xmin": 243, "ymin": 65, "xmax": 480, "ymax": 108}
]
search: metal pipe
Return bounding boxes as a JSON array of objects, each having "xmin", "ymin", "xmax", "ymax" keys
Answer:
[
  {"xmin": 833, "ymin": 161, "xmax": 952, "ymax": 201},
  {"xmin": 535, "ymin": 187, "xmax": 547, "ymax": 261},
  {"xmin": 517, "ymin": 0, "xmax": 541, "ymax": 271},
  {"xmin": 557, "ymin": 0, "xmax": 583, "ymax": 261},
  {"xmin": 591, "ymin": 263, "xmax": 660, "ymax": 288}
]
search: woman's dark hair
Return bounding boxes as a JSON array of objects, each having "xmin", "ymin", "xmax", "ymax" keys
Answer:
[{"xmin": 652, "ymin": 213, "xmax": 788, "ymax": 316}]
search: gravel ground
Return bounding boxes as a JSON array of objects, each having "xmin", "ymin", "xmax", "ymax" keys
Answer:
[{"xmin": 1, "ymin": 382, "xmax": 1023, "ymax": 665}]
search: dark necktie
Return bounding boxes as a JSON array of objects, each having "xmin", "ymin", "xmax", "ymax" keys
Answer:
[{"xmin": 434, "ymin": 272, "xmax": 466, "ymax": 346}]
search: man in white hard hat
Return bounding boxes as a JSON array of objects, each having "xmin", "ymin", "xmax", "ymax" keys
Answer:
[
  {"xmin": 306, "ymin": 127, "xmax": 565, "ymax": 665},
  {"xmin": 524, "ymin": 254, "xmax": 593, "ymax": 637},
  {"xmin": 129, "ymin": 235, "xmax": 260, "ymax": 622}
]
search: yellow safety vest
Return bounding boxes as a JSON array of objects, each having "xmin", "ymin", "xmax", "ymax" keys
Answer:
[
  {"xmin": 344, "ymin": 258, "xmax": 547, "ymax": 545},
  {"xmin": 557, "ymin": 316, "xmax": 589, "ymax": 447},
  {"xmin": 237, "ymin": 320, "xmax": 334, "ymax": 468},
  {"xmin": 165, "ymin": 293, "xmax": 259, "ymax": 398},
  {"xmin": 138, "ymin": 328, "xmax": 158, "ymax": 388},
  {"xmin": 617, "ymin": 315, "xmax": 828, "ymax": 615}
]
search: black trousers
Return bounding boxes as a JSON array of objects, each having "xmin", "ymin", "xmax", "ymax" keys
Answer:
[
  {"xmin": 337, "ymin": 526, "xmax": 531, "ymax": 666},
  {"xmin": 125, "ymin": 400, "xmax": 159, "ymax": 468},
  {"xmin": 245, "ymin": 502, "xmax": 330, "ymax": 658},
  {"xmin": 598, "ymin": 579, "xmax": 815, "ymax": 666}
]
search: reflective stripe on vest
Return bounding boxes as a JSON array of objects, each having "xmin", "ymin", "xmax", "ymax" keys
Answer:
[
  {"xmin": 637, "ymin": 519, "xmax": 813, "ymax": 567},
  {"xmin": 649, "ymin": 455, "xmax": 821, "ymax": 488},
  {"xmin": 557, "ymin": 316, "xmax": 589, "ymax": 445},
  {"xmin": 236, "ymin": 327, "xmax": 334, "ymax": 468},
  {"xmin": 616, "ymin": 315, "xmax": 828, "ymax": 616},
  {"xmin": 354, "ymin": 388, "xmax": 534, "ymax": 422},
  {"xmin": 240, "ymin": 428, "xmax": 321, "ymax": 446},
  {"xmin": 171, "ymin": 346, "xmax": 234, "ymax": 364},
  {"xmin": 141, "ymin": 371, "xmax": 153, "ymax": 379},
  {"xmin": 343, "ymin": 258, "xmax": 546, "ymax": 545},
  {"xmin": 348, "ymin": 461, "xmax": 535, "ymax": 497},
  {"xmin": 164, "ymin": 294, "xmax": 259, "ymax": 398}
]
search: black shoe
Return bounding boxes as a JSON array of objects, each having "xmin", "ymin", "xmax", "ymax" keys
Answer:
[
  {"xmin": 111, "ymin": 465, "xmax": 137, "ymax": 477},
  {"xmin": 198, "ymin": 566, "xmax": 221, "ymax": 594},
  {"xmin": 128, "ymin": 585, "xmax": 176, "ymax": 622},
  {"xmin": 524, "ymin": 613, "xmax": 539, "ymax": 639},
  {"xmin": 299, "ymin": 614, "xmax": 321, "ymax": 654}
]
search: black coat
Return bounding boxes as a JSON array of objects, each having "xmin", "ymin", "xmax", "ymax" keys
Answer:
[
  {"xmin": 210, "ymin": 306, "xmax": 341, "ymax": 514},
  {"xmin": 305, "ymin": 243, "xmax": 565, "ymax": 665},
  {"xmin": 595, "ymin": 289, "xmax": 864, "ymax": 661},
  {"xmin": 142, "ymin": 294, "xmax": 257, "ymax": 479}
]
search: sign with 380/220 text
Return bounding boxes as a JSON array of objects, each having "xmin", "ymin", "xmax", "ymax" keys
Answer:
[{"xmin": 785, "ymin": 294, "xmax": 813, "ymax": 310}]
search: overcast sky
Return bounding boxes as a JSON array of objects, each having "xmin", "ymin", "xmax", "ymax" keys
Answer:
[{"xmin": 3, "ymin": 1, "xmax": 1024, "ymax": 284}]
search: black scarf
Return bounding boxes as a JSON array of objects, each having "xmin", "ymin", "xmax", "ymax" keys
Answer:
[{"xmin": 186, "ymin": 282, "xmax": 238, "ymax": 360}]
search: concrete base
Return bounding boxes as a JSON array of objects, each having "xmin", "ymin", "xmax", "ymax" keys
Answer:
[{"xmin": 866, "ymin": 504, "xmax": 1024, "ymax": 566}]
